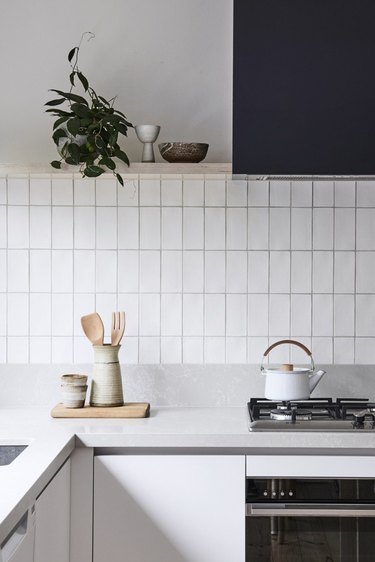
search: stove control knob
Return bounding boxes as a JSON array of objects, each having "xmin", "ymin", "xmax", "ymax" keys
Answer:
[
  {"xmin": 353, "ymin": 411, "xmax": 366, "ymax": 426},
  {"xmin": 288, "ymin": 491, "xmax": 294, "ymax": 497},
  {"xmin": 280, "ymin": 491, "xmax": 285, "ymax": 497},
  {"xmin": 263, "ymin": 490, "xmax": 268, "ymax": 496},
  {"xmin": 272, "ymin": 491, "xmax": 277, "ymax": 497}
]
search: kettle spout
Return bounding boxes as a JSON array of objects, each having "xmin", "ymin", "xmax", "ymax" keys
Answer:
[{"xmin": 309, "ymin": 370, "xmax": 326, "ymax": 393}]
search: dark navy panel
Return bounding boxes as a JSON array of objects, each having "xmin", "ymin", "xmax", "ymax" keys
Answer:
[{"xmin": 233, "ymin": 0, "xmax": 375, "ymax": 175}]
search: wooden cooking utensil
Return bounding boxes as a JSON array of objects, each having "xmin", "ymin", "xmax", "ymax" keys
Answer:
[
  {"xmin": 81, "ymin": 312, "xmax": 104, "ymax": 346},
  {"xmin": 111, "ymin": 311, "xmax": 126, "ymax": 346}
]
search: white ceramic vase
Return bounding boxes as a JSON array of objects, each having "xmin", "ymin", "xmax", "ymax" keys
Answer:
[
  {"xmin": 135, "ymin": 125, "xmax": 161, "ymax": 162},
  {"xmin": 90, "ymin": 345, "xmax": 124, "ymax": 407}
]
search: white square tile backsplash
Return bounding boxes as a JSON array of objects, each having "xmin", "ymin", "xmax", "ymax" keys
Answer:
[{"xmin": 2, "ymin": 174, "xmax": 375, "ymax": 364}]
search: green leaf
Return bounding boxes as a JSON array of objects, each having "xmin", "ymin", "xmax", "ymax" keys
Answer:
[
  {"xmin": 68, "ymin": 47, "xmax": 78, "ymax": 63},
  {"xmin": 66, "ymin": 117, "xmax": 81, "ymax": 136},
  {"xmin": 87, "ymin": 123, "xmax": 99, "ymax": 133},
  {"xmin": 50, "ymin": 89, "xmax": 89, "ymax": 106},
  {"xmin": 95, "ymin": 136, "xmax": 105, "ymax": 150},
  {"xmin": 116, "ymin": 173, "xmax": 124, "ymax": 186},
  {"xmin": 114, "ymin": 148, "xmax": 130, "ymax": 166},
  {"xmin": 50, "ymin": 160, "xmax": 62, "ymax": 169},
  {"xmin": 69, "ymin": 72, "xmax": 75, "ymax": 87},
  {"xmin": 116, "ymin": 123, "xmax": 128, "ymax": 136},
  {"xmin": 98, "ymin": 96, "xmax": 110, "ymax": 106},
  {"xmin": 45, "ymin": 109, "xmax": 72, "ymax": 116},
  {"xmin": 45, "ymin": 98, "xmax": 65, "ymax": 106},
  {"xmin": 71, "ymin": 103, "xmax": 90, "ymax": 118},
  {"xmin": 65, "ymin": 156, "xmax": 78, "ymax": 165},
  {"xmin": 68, "ymin": 143, "xmax": 80, "ymax": 164},
  {"xmin": 53, "ymin": 116, "xmax": 69, "ymax": 130},
  {"xmin": 52, "ymin": 128, "xmax": 68, "ymax": 144},
  {"xmin": 83, "ymin": 165, "xmax": 105, "ymax": 178},
  {"xmin": 77, "ymin": 72, "xmax": 89, "ymax": 91},
  {"xmin": 99, "ymin": 157, "xmax": 116, "ymax": 170}
]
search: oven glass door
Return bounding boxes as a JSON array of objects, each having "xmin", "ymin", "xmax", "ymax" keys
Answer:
[
  {"xmin": 246, "ymin": 479, "xmax": 375, "ymax": 562},
  {"xmin": 246, "ymin": 515, "xmax": 375, "ymax": 561}
]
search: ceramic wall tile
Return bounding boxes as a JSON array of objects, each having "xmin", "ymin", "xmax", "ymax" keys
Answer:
[
  {"xmin": 30, "ymin": 178, "xmax": 51, "ymax": 205},
  {"xmin": 162, "ymin": 251, "xmax": 182, "ymax": 293},
  {"xmin": 183, "ymin": 180, "xmax": 204, "ymax": 206},
  {"xmin": 335, "ymin": 181, "xmax": 355, "ymax": 207},
  {"xmin": 227, "ymin": 180, "xmax": 247, "ymax": 206},
  {"xmin": 205, "ymin": 251, "xmax": 225, "ymax": 293},
  {"xmin": 96, "ymin": 207, "xmax": 117, "ymax": 249},
  {"xmin": 270, "ymin": 181, "xmax": 290, "ymax": 206},
  {"xmin": 161, "ymin": 180, "xmax": 182, "ymax": 206},
  {"xmin": 291, "ymin": 181, "xmax": 312, "ymax": 207},
  {"xmin": 52, "ymin": 178, "xmax": 73, "ymax": 206},
  {"xmin": 183, "ymin": 208, "xmax": 204, "ymax": 249},
  {"xmin": 52, "ymin": 207, "xmax": 73, "ymax": 248},
  {"xmin": 3, "ymin": 174, "xmax": 375, "ymax": 365},
  {"xmin": 162, "ymin": 207, "xmax": 182, "ymax": 249},
  {"xmin": 227, "ymin": 208, "xmax": 247, "ymax": 249},
  {"xmin": 140, "ymin": 207, "xmax": 160, "ymax": 249},
  {"xmin": 205, "ymin": 208, "xmax": 225, "ymax": 250}
]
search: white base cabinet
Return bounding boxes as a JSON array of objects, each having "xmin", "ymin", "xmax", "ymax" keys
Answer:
[
  {"xmin": 34, "ymin": 459, "xmax": 70, "ymax": 562},
  {"xmin": 94, "ymin": 455, "xmax": 245, "ymax": 562}
]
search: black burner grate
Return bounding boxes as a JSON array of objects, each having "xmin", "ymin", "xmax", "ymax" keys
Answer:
[{"xmin": 248, "ymin": 397, "xmax": 375, "ymax": 423}]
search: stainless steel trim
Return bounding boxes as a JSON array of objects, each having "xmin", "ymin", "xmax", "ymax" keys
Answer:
[{"xmin": 246, "ymin": 503, "xmax": 375, "ymax": 517}]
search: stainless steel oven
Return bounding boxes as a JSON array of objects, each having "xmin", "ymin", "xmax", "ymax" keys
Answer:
[{"xmin": 246, "ymin": 478, "xmax": 375, "ymax": 561}]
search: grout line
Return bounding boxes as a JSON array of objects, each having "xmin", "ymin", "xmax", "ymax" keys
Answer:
[
  {"xmin": 181, "ymin": 179, "xmax": 184, "ymax": 363},
  {"xmin": 267, "ymin": 181, "xmax": 270, "ymax": 364},
  {"xmin": 288, "ymin": 180, "xmax": 292, "ymax": 363},
  {"xmin": 159, "ymin": 178, "xmax": 162, "ymax": 363},
  {"xmin": 354, "ymin": 181, "xmax": 358, "ymax": 363},
  {"xmin": 246, "ymin": 180, "xmax": 249, "ymax": 363},
  {"xmin": 332, "ymin": 183, "xmax": 336, "ymax": 363},
  {"xmin": 27, "ymin": 174, "xmax": 30, "ymax": 363},
  {"xmin": 137, "ymin": 178, "xmax": 141, "ymax": 363},
  {"xmin": 202, "ymin": 178, "xmax": 206, "ymax": 363},
  {"xmin": 5, "ymin": 176, "xmax": 8, "ymax": 363},
  {"xmin": 310, "ymin": 182, "xmax": 314, "ymax": 356}
]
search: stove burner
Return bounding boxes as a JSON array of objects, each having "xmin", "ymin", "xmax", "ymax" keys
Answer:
[
  {"xmin": 247, "ymin": 397, "xmax": 375, "ymax": 432},
  {"xmin": 270, "ymin": 407, "xmax": 312, "ymax": 421}
]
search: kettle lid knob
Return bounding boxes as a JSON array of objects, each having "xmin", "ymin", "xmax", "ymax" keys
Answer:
[{"xmin": 281, "ymin": 363, "xmax": 294, "ymax": 371}]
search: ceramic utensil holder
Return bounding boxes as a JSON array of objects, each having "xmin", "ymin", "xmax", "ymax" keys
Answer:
[{"xmin": 90, "ymin": 345, "xmax": 124, "ymax": 407}]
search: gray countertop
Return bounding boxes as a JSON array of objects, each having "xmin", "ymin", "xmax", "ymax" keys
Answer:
[{"xmin": 1, "ymin": 406, "xmax": 375, "ymax": 543}]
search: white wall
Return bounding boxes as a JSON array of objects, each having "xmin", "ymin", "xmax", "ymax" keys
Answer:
[{"xmin": 0, "ymin": 0, "xmax": 233, "ymax": 164}]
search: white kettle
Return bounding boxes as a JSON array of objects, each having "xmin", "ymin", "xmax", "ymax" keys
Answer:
[{"xmin": 261, "ymin": 340, "xmax": 326, "ymax": 401}]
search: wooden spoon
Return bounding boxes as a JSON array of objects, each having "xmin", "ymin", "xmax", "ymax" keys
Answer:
[{"xmin": 81, "ymin": 312, "xmax": 104, "ymax": 346}]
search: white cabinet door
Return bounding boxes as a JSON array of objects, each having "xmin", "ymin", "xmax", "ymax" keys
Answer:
[
  {"xmin": 34, "ymin": 459, "xmax": 70, "ymax": 562},
  {"xmin": 94, "ymin": 455, "xmax": 245, "ymax": 562}
]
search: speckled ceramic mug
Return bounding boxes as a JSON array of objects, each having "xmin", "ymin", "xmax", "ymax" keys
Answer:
[{"xmin": 61, "ymin": 374, "xmax": 88, "ymax": 408}]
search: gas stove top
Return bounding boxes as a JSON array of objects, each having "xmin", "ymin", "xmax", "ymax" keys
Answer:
[{"xmin": 248, "ymin": 398, "xmax": 375, "ymax": 432}]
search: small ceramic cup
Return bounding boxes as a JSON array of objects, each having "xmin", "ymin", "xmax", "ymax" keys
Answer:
[{"xmin": 61, "ymin": 374, "xmax": 88, "ymax": 408}]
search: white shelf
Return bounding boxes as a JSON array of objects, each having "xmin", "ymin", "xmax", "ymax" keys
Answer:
[{"xmin": 0, "ymin": 162, "xmax": 232, "ymax": 176}]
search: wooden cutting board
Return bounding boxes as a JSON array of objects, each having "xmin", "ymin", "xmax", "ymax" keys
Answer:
[{"xmin": 51, "ymin": 402, "xmax": 150, "ymax": 419}]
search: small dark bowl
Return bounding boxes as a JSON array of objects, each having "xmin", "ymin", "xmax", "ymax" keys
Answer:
[{"xmin": 159, "ymin": 142, "xmax": 209, "ymax": 163}]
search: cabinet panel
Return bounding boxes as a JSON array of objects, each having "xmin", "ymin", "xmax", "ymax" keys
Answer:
[
  {"xmin": 34, "ymin": 459, "xmax": 70, "ymax": 562},
  {"xmin": 94, "ymin": 455, "xmax": 245, "ymax": 562}
]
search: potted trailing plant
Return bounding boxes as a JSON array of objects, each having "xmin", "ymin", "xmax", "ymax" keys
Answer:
[{"xmin": 45, "ymin": 33, "xmax": 133, "ymax": 185}]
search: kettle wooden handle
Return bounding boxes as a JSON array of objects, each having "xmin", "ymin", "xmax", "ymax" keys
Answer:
[{"xmin": 263, "ymin": 339, "xmax": 312, "ymax": 358}]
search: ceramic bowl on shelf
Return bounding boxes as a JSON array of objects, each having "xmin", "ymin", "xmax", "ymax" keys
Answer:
[{"xmin": 158, "ymin": 142, "xmax": 209, "ymax": 163}]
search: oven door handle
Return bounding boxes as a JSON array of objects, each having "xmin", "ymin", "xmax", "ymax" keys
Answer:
[{"xmin": 246, "ymin": 503, "xmax": 375, "ymax": 517}]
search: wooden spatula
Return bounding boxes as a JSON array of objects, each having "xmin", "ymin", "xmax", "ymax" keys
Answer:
[
  {"xmin": 111, "ymin": 311, "xmax": 126, "ymax": 346},
  {"xmin": 81, "ymin": 312, "xmax": 104, "ymax": 346}
]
